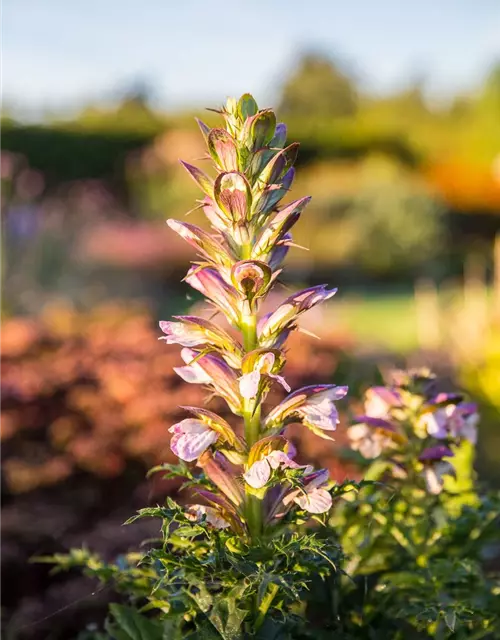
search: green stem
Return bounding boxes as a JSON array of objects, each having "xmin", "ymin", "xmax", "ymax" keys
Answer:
[
  {"xmin": 240, "ymin": 295, "xmax": 263, "ymax": 540},
  {"xmin": 255, "ymin": 583, "xmax": 279, "ymax": 630}
]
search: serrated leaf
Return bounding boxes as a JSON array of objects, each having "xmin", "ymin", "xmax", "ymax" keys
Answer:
[{"xmin": 107, "ymin": 604, "xmax": 163, "ymax": 640}]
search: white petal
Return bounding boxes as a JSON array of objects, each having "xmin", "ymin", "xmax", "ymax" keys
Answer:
[
  {"xmin": 174, "ymin": 429, "xmax": 219, "ymax": 462},
  {"xmin": 423, "ymin": 467, "xmax": 443, "ymax": 495},
  {"xmin": 239, "ymin": 370, "xmax": 261, "ymax": 398},
  {"xmin": 266, "ymin": 450, "xmax": 293, "ymax": 469},
  {"xmin": 172, "ymin": 419, "xmax": 209, "ymax": 435},
  {"xmin": 174, "ymin": 364, "xmax": 212, "ymax": 384},
  {"xmin": 243, "ymin": 459, "xmax": 271, "ymax": 489},
  {"xmin": 294, "ymin": 488, "xmax": 332, "ymax": 514}
]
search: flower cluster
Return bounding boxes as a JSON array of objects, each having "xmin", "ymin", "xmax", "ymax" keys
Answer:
[
  {"xmin": 347, "ymin": 368, "xmax": 479, "ymax": 494},
  {"xmin": 160, "ymin": 94, "xmax": 347, "ymax": 537}
]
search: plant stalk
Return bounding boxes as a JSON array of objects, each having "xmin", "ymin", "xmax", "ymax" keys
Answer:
[{"xmin": 241, "ymin": 297, "xmax": 263, "ymax": 539}]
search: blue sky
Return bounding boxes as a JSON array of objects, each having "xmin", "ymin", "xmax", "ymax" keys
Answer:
[{"xmin": 3, "ymin": 0, "xmax": 500, "ymax": 119}]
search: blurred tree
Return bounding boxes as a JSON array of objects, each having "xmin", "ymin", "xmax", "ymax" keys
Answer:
[
  {"xmin": 278, "ymin": 53, "xmax": 358, "ymax": 119},
  {"xmin": 477, "ymin": 62, "xmax": 500, "ymax": 114},
  {"xmin": 339, "ymin": 156, "xmax": 444, "ymax": 274}
]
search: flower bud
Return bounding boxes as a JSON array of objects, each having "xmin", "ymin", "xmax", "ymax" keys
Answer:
[
  {"xmin": 214, "ymin": 171, "xmax": 252, "ymax": 223},
  {"xmin": 237, "ymin": 93, "xmax": 258, "ymax": 120},
  {"xmin": 258, "ymin": 285, "xmax": 337, "ymax": 348},
  {"xmin": 208, "ymin": 129, "xmax": 239, "ymax": 172},
  {"xmin": 252, "ymin": 167, "xmax": 295, "ymax": 215},
  {"xmin": 198, "ymin": 451, "xmax": 244, "ymax": 507},
  {"xmin": 242, "ymin": 109, "xmax": 276, "ymax": 150},
  {"xmin": 252, "ymin": 197, "xmax": 310, "ymax": 260},
  {"xmin": 270, "ymin": 122, "xmax": 287, "ymax": 147},
  {"xmin": 231, "ymin": 260, "xmax": 272, "ymax": 304}
]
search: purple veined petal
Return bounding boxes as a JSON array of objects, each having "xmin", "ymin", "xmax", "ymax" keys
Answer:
[
  {"xmin": 168, "ymin": 418, "xmax": 208, "ymax": 435},
  {"xmin": 159, "ymin": 320, "xmax": 206, "ymax": 347},
  {"xmin": 198, "ymin": 451, "xmax": 244, "ymax": 507},
  {"xmin": 171, "ymin": 428, "xmax": 219, "ymax": 462},
  {"xmin": 177, "ymin": 348, "xmax": 241, "ymax": 413},
  {"xmin": 310, "ymin": 385, "xmax": 348, "ymax": 402},
  {"xmin": 266, "ymin": 450, "xmax": 294, "ymax": 470},
  {"xmin": 420, "ymin": 409, "xmax": 449, "ymax": 439},
  {"xmin": 252, "ymin": 197, "xmax": 310, "ymax": 258},
  {"xmin": 300, "ymin": 397, "xmax": 339, "ymax": 431},
  {"xmin": 303, "ymin": 468, "xmax": 330, "ymax": 490},
  {"xmin": 294, "ymin": 488, "xmax": 332, "ymax": 514},
  {"xmin": 174, "ymin": 364, "xmax": 212, "ymax": 384},
  {"xmin": 167, "ymin": 219, "xmax": 231, "ymax": 267},
  {"xmin": 185, "ymin": 266, "xmax": 240, "ymax": 326},
  {"xmin": 243, "ymin": 459, "xmax": 271, "ymax": 489}
]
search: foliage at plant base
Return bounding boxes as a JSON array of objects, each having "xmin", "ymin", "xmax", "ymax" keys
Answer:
[{"xmin": 40, "ymin": 96, "xmax": 500, "ymax": 639}]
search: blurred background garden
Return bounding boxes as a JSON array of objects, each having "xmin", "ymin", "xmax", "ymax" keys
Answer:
[{"xmin": 2, "ymin": 1, "xmax": 500, "ymax": 637}]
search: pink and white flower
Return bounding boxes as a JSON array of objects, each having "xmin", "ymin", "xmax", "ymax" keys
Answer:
[
  {"xmin": 419, "ymin": 445, "xmax": 455, "ymax": 495},
  {"xmin": 185, "ymin": 266, "xmax": 241, "ymax": 326},
  {"xmin": 258, "ymin": 285, "xmax": 337, "ymax": 348},
  {"xmin": 265, "ymin": 384, "xmax": 348, "ymax": 438},
  {"xmin": 159, "ymin": 316, "xmax": 243, "ymax": 368},
  {"xmin": 239, "ymin": 352, "xmax": 290, "ymax": 399},
  {"xmin": 169, "ymin": 418, "xmax": 219, "ymax": 462},
  {"xmin": 364, "ymin": 386, "xmax": 402, "ymax": 419},
  {"xmin": 186, "ymin": 504, "xmax": 230, "ymax": 529},
  {"xmin": 347, "ymin": 417, "xmax": 398, "ymax": 459},
  {"xmin": 419, "ymin": 402, "xmax": 479, "ymax": 444},
  {"xmin": 243, "ymin": 449, "xmax": 312, "ymax": 489},
  {"xmin": 285, "ymin": 469, "xmax": 332, "ymax": 514},
  {"xmin": 174, "ymin": 348, "xmax": 241, "ymax": 413}
]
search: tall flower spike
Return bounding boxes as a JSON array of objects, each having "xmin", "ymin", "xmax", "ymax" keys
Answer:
[{"xmin": 164, "ymin": 94, "xmax": 347, "ymax": 541}]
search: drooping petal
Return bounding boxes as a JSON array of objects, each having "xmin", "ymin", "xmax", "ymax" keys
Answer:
[
  {"xmin": 243, "ymin": 459, "xmax": 271, "ymax": 489},
  {"xmin": 270, "ymin": 373, "xmax": 291, "ymax": 392},
  {"xmin": 294, "ymin": 488, "xmax": 332, "ymax": 514}
]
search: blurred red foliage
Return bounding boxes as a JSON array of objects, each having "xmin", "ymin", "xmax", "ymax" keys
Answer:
[{"xmin": 1, "ymin": 302, "xmax": 356, "ymax": 638}]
